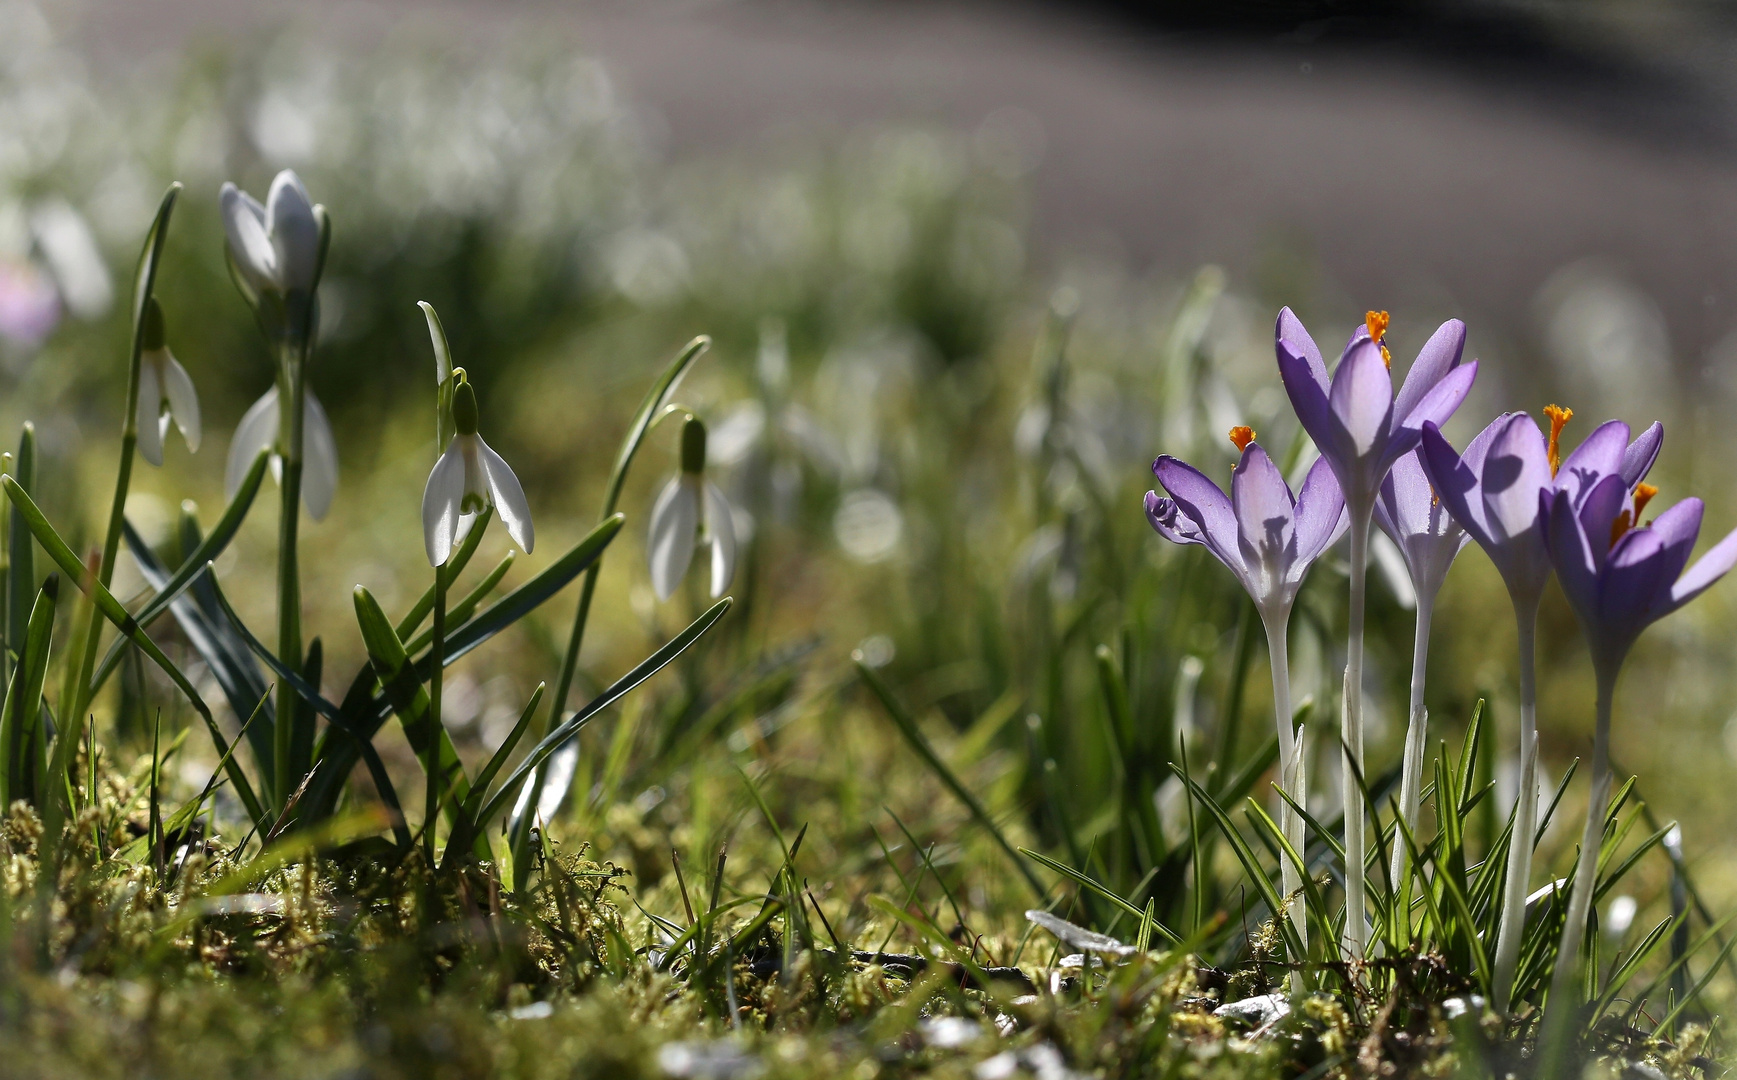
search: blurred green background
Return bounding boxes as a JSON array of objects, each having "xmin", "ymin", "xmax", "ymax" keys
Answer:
[{"xmin": 5, "ymin": 0, "xmax": 1737, "ymax": 972}]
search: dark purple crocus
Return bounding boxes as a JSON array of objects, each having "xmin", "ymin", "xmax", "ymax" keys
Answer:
[
  {"xmin": 1542, "ymin": 462, "xmax": 1737, "ymax": 1022},
  {"xmin": 1420, "ymin": 408, "xmax": 1662, "ymax": 1011},
  {"xmin": 1146, "ymin": 431, "xmax": 1347, "ymax": 955},
  {"xmin": 1275, "ymin": 308, "xmax": 1478, "ymax": 956}
]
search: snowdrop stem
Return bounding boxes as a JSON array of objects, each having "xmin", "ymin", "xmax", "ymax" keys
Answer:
[
  {"xmin": 1341, "ymin": 508, "xmax": 1370, "ymax": 959},
  {"xmin": 1389, "ymin": 593, "xmax": 1434, "ymax": 909},
  {"xmin": 273, "ymin": 351, "xmax": 308, "ymax": 810},
  {"xmin": 1493, "ymin": 600, "xmax": 1541, "ymax": 1013},
  {"xmin": 1545, "ymin": 664, "xmax": 1617, "ymax": 1035},
  {"xmin": 1260, "ymin": 610, "xmax": 1307, "ymax": 983},
  {"xmin": 426, "ymin": 566, "xmax": 447, "ymax": 865}
]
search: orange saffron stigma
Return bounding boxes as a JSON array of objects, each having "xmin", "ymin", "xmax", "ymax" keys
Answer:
[
  {"xmin": 1633, "ymin": 482, "xmax": 1659, "ymax": 519},
  {"xmin": 1543, "ymin": 404, "xmax": 1573, "ymax": 476},
  {"xmin": 1610, "ymin": 485, "xmax": 1660, "ymax": 547},
  {"xmin": 1365, "ymin": 310, "xmax": 1392, "ymax": 368},
  {"xmin": 1229, "ymin": 426, "xmax": 1256, "ymax": 453}
]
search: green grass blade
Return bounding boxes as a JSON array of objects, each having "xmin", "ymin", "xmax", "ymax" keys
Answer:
[{"xmin": 857, "ymin": 658, "xmax": 1045, "ymax": 900}]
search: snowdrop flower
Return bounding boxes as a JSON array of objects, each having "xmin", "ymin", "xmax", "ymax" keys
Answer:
[
  {"xmin": 220, "ymin": 170, "xmax": 323, "ymax": 299},
  {"xmin": 134, "ymin": 298, "xmax": 201, "ymax": 467},
  {"xmin": 225, "ymin": 385, "xmax": 340, "ymax": 521},
  {"xmin": 421, "ymin": 379, "xmax": 534, "ymax": 566},
  {"xmin": 649, "ymin": 416, "xmax": 737, "ymax": 600},
  {"xmin": 1274, "ymin": 307, "xmax": 1478, "ymax": 956}
]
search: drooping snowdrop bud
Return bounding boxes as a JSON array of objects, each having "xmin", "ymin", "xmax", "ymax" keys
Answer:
[
  {"xmin": 134, "ymin": 297, "xmax": 201, "ymax": 467},
  {"xmin": 421, "ymin": 379, "xmax": 534, "ymax": 566},
  {"xmin": 224, "ymin": 385, "xmax": 340, "ymax": 521},
  {"xmin": 219, "ymin": 170, "xmax": 323, "ymax": 298},
  {"xmin": 648, "ymin": 416, "xmax": 738, "ymax": 601}
]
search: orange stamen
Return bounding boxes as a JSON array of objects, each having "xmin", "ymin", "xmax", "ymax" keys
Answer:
[
  {"xmin": 1543, "ymin": 404, "xmax": 1573, "ymax": 477},
  {"xmin": 1611, "ymin": 510, "xmax": 1633, "ymax": 547},
  {"xmin": 1633, "ymin": 482, "xmax": 1658, "ymax": 520},
  {"xmin": 1229, "ymin": 426, "xmax": 1256, "ymax": 453},
  {"xmin": 1610, "ymin": 485, "xmax": 1659, "ymax": 547},
  {"xmin": 1365, "ymin": 310, "xmax": 1391, "ymax": 369}
]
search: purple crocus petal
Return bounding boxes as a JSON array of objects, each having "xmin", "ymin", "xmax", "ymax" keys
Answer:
[
  {"xmin": 1419, "ymin": 421, "xmax": 1496, "ymax": 552},
  {"xmin": 1621, "ymin": 422, "xmax": 1663, "ymax": 488},
  {"xmin": 1327, "ymin": 336, "xmax": 1393, "ymax": 462},
  {"xmin": 1231, "ymin": 443, "xmax": 1297, "ymax": 584},
  {"xmin": 1276, "ymin": 310, "xmax": 1334, "ymax": 446},
  {"xmin": 1668, "ymin": 524, "xmax": 1737, "ymax": 611},
  {"xmin": 1275, "ymin": 307, "xmax": 1329, "ymax": 390},
  {"xmin": 1146, "ymin": 491, "xmax": 1207, "ymax": 547},
  {"xmin": 1600, "ymin": 507, "xmax": 1694, "ymax": 637},
  {"xmin": 1392, "ymin": 319, "xmax": 1466, "ymax": 425},
  {"xmin": 1574, "ymin": 473, "xmax": 1630, "ymax": 573},
  {"xmin": 1376, "ymin": 449, "xmax": 1434, "ymax": 542},
  {"xmin": 1293, "ymin": 455, "xmax": 1348, "ymax": 565},
  {"xmin": 1545, "ymin": 487, "xmax": 1600, "ymax": 628},
  {"xmin": 1479, "ymin": 414, "xmax": 1552, "ymax": 546},
  {"xmin": 1154, "ymin": 455, "xmax": 1245, "ymax": 572},
  {"xmin": 1396, "ymin": 359, "xmax": 1479, "ymax": 438},
  {"xmin": 1634, "ymin": 497, "xmax": 1704, "ymax": 587},
  {"xmin": 1555, "ymin": 419, "xmax": 1630, "ymax": 506}
]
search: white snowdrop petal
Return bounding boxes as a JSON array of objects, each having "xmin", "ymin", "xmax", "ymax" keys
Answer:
[
  {"xmin": 226, "ymin": 387, "xmax": 280, "ymax": 499},
  {"xmin": 267, "ymin": 170, "xmax": 321, "ymax": 293},
  {"xmin": 647, "ymin": 476, "xmax": 699, "ymax": 601},
  {"xmin": 301, "ymin": 390, "xmax": 340, "ymax": 521},
  {"xmin": 135, "ymin": 360, "xmax": 164, "ymax": 466},
  {"xmin": 478, "ymin": 437, "xmax": 534, "ymax": 554},
  {"xmin": 421, "ymin": 442, "xmax": 468, "ymax": 566},
  {"xmin": 705, "ymin": 480, "xmax": 737, "ymax": 598},
  {"xmin": 160, "ymin": 350, "xmax": 201, "ymax": 453},
  {"xmin": 219, "ymin": 183, "xmax": 277, "ymax": 291}
]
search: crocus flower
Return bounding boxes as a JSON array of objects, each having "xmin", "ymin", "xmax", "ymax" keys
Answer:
[
  {"xmin": 649, "ymin": 416, "xmax": 738, "ymax": 601},
  {"xmin": 1541, "ymin": 459, "xmax": 1737, "ymax": 1027},
  {"xmin": 133, "ymin": 298, "xmax": 201, "ymax": 467},
  {"xmin": 1372, "ymin": 447, "xmax": 1467, "ymax": 888},
  {"xmin": 422, "ymin": 379, "xmax": 534, "ymax": 566},
  {"xmin": 1420, "ymin": 407, "xmax": 1661, "ymax": 1010},
  {"xmin": 0, "ymin": 258, "xmax": 61, "ymax": 346},
  {"xmin": 224, "ymin": 386, "xmax": 341, "ymax": 522},
  {"xmin": 1147, "ymin": 428, "xmax": 1347, "ymax": 955},
  {"xmin": 1275, "ymin": 307, "xmax": 1477, "ymax": 956},
  {"xmin": 220, "ymin": 170, "xmax": 323, "ymax": 298}
]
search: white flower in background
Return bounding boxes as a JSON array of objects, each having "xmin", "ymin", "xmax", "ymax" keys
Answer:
[
  {"xmin": 648, "ymin": 416, "xmax": 736, "ymax": 600},
  {"xmin": 421, "ymin": 378, "xmax": 533, "ymax": 566},
  {"xmin": 134, "ymin": 298, "xmax": 201, "ymax": 466},
  {"xmin": 225, "ymin": 385, "xmax": 340, "ymax": 520},
  {"xmin": 29, "ymin": 199, "xmax": 113, "ymax": 319},
  {"xmin": 220, "ymin": 170, "xmax": 322, "ymax": 296}
]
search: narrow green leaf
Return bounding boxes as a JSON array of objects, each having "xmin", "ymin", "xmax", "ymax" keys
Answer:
[
  {"xmin": 858, "ymin": 659, "xmax": 1045, "ymax": 900},
  {"xmin": 2, "ymin": 477, "xmax": 265, "ymax": 826},
  {"xmin": 0, "ymin": 575, "xmax": 55, "ymax": 807}
]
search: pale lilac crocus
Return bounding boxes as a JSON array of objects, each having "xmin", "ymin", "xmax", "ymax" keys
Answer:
[
  {"xmin": 1147, "ymin": 429, "xmax": 1347, "ymax": 956},
  {"xmin": 1275, "ymin": 308, "xmax": 1477, "ymax": 955},
  {"xmin": 1420, "ymin": 408, "xmax": 1661, "ymax": 1011},
  {"xmin": 1372, "ymin": 448, "xmax": 1467, "ymax": 891},
  {"xmin": 1540, "ymin": 462, "xmax": 1737, "ymax": 1025}
]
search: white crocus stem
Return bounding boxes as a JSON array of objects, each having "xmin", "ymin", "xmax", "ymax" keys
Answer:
[
  {"xmin": 1342, "ymin": 504, "xmax": 1371, "ymax": 959},
  {"xmin": 1492, "ymin": 598, "xmax": 1542, "ymax": 1013},
  {"xmin": 1541, "ymin": 664, "xmax": 1617, "ymax": 1054},
  {"xmin": 1389, "ymin": 592, "xmax": 1433, "ymax": 898},
  {"xmin": 1260, "ymin": 608, "xmax": 1308, "ymax": 982}
]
